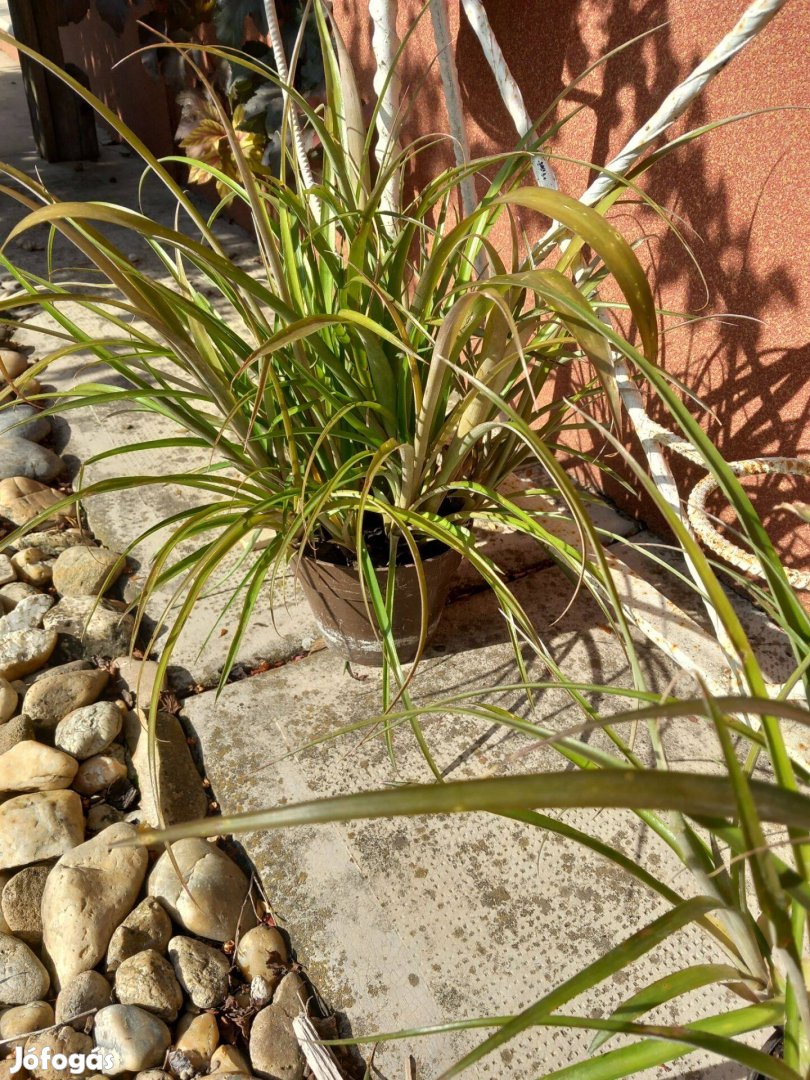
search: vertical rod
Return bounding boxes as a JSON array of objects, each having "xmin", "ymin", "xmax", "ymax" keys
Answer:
[
  {"xmin": 430, "ymin": 0, "xmax": 477, "ymax": 216},
  {"xmin": 459, "ymin": 0, "xmax": 557, "ymax": 189},
  {"xmin": 368, "ymin": 0, "xmax": 402, "ymax": 219},
  {"xmin": 580, "ymin": 0, "xmax": 790, "ymax": 207},
  {"xmin": 262, "ymin": 0, "xmax": 317, "ymax": 200}
]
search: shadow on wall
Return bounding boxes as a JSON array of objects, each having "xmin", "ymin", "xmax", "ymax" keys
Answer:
[
  {"xmin": 338, "ymin": 0, "xmax": 810, "ymax": 568},
  {"xmin": 58, "ymin": 1, "xmax": 176, "ymax": 156},
  {"xmin": 458, "ymin": 0, "xmax": 809, "ymax": 566}
]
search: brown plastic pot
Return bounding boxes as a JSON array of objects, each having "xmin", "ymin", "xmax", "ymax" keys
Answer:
[{"xmin": 297, "ymin": 547, "xmax": 462, "ymax": 666}]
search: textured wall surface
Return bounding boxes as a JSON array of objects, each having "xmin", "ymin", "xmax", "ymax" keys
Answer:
[
  {"xmin": 59, "ymin": 2, "xmax": 175, "ymax": 158},
  {"xmin": 336, "ymin": 0, "xmax": 810, "ymax": 569},
  {"xmin": 57, "ymin": 2, "xmax": 810, "ymax": 569}
]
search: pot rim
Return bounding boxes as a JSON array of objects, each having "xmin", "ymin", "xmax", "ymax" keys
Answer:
[
  {"xmin": 299, "ymin": 543, "xmax": 459, "ymax": 567},
  {"xmin": 297, "ymin": 539, "xmax": 463, "ymax": 574}
]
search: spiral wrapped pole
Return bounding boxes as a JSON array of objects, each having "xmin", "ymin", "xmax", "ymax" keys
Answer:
[
  {"xmin": 613, "ymin": 365, "xmax": 810, "ymax": 593},
  {"xmin": 581, "ymin": 0, "xmax": 790, "ymax": 207},
  {"xmin": 430, "ymin": 0, "xmax": 477, "ymax": 217},
  {"xmin": 369, "ymin": 0, "xmax": 402, "ymax": 219},
  {"xmin": 459, "ymin": 0, "xmax": 557, "ymax": 190},
  {"xmin": 262, "ymin": 0, "xmax": 317, "ymax": 203},
  {"xmin": 599, "ymin": 0, "xmax": 805, "ymax": 598},
  {"xmin": 688, "ymin": 460, "xmax": 810, "ymax": 591}
]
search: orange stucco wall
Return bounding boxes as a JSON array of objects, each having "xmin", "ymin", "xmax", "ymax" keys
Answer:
[
  {"xmin": 59, "ymin": 2, "xmax": 175, "ymax": 158},
  {"xmin": 335, "ymin": 0, "xmax": 810, "ymax": 570}
]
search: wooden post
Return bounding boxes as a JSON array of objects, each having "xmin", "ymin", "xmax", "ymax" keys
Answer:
[{"xmin": 7, "ymin": 0, "xmax": 99, "ymax": 162}]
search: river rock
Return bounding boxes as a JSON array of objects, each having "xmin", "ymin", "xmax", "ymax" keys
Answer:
[
  {"xmin": 235, "ymin": 925, "xmax": 288, "ymax": 982},
  {"xmin": 43, "ymin": 598, "xmax": 134, "ymax": 660},
  {"xmin": 175, "ymin": 1013, "xmax": 218, "ymax": 1069},
  {"xmin": 0, "ymin": 789, "xmax": 84, "ymax": 869},
  {"xmin": 0, "ymin": 933, "xmax": 50, "ymax": 1004},
  {"xmin": 1, "ymin": 865, "xmax": 49, "ymax": 944},
  {"xmin": 0, "ymin": 404, "xmax": 50, "ymax": 443},
  {"xmin": 10, "ymin": 549, "xmax": 52, "ymax": 587},
  {"xmin": 124, "ymin": 711, "xmax": 207, "ymax": 828},
  {"xmin": 0, "ymin": 556, "xmax": 14, "ymax": 587},
  {"xmin": 0, "ymin": 677, "xmax": 17, "ymax": 721},
  {"xmin": 0, "ymin": 439, "xmax": 63, "ymax": 484},
  {"xmin": 0, "ymin": 350, "xmax": 28, "ymax": 381},
  {"xmin": 94, "ymin": 1004, "xmax": 171, "ymax": 1075},
  {"xmin": 248, "ymin": 1005, "xmax": 304, "ymax": 1080},
  {"xmin": 23, "ymin": 665, "xmax": 109, "ymax": 726},
  {"xmin": 0, "ymin": 478, "xmax": 66, "ymax": 529},
  {"xmin": 166, "ymin": 1047, "xmax": 198, "ymax": 1080},
  {"xmin": 54, "ymin": 970, "xmax": 112, "ymax": 1032},
  {"xmin": 16, "ymin": 531, "xmax": 92, "ymax": 557},
  {"xmin": 149, "ymin": 840, "xmax": 255, "ymax": 943},
  {"xmin": 272, "ymin": 972, "xmax": 309, "ymax": 1019},
  {"xmin": 55, "ymin": 701, "xmax": 122, "ymax": 760},
  {"xmin": 0, "ymin": 741, "xmax": 78, "ymax": 793},
  {"xmin": 72, "ymin": 753, "xmax": 128, "ymax": 795},
  {"xmin": 0, "ymin": 629, "xmax": 58, "ymax": 680},
  {"xmin": 166, "ymin": 937, "xmax": 229, "ymax": 1010},
  {"xmin": 0, "ymin": 715, "xmax": 35, "ymax": 755},
  {"xmin": 41, "ymin": 822, "xmax": 148, "ymax": 988},
  {"xmin": 0, "ymin": 581, "xmax": 39, "ymax": 610},
  {"xmin": 0, "ymin": 1001, "xmax": 53, "ymax": 1049},
  {"xmin": 0, "ymin": 872, "xmax": 17, "ymax": 933},
  {"xmin": 26, "ymin": 660, "xmax": 93, "ymax": 686},
  {"xmin": 52, "ymin": 546, "xmax": 123, "ymax": 598},
  {"xmin": 23, "ymin": 1026, "xmax": 94, "ymax": 1080},
  {"xmin": 106, "ymin": 898, "xmax": 173, "ymax": 974},
  {"xmin": 0, "ymin": 593, "xmax": 54, "ymax": 635},
  {"xmin": 135, "ymin": 1073, "xmax": 173, "ymax": 1080},
  {"xmin": 209, "ymin": 1046, "xmax": 250, "ymax": 1075},
  {"xmin": 114, "ymin": 950, "xmax": 183, "ymax": 1021}
]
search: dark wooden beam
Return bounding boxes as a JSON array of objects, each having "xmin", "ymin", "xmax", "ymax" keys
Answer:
[{"xmin": 7, "ymin": 0, "xmax": 99, "ymax": 162}]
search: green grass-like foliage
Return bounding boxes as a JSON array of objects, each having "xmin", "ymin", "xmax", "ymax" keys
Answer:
[
  {"xmin": 0, "ymin": 7, "xmax": 656, "ymax": 702},
  {"xmin": 3, "ymin": 7, "xmax": 810, "ymax": 1077}
]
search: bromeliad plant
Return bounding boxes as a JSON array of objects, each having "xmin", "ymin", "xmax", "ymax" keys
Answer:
[{"xmin": 0, "ymin": 5, "xmax": 657, "ymax": 702}]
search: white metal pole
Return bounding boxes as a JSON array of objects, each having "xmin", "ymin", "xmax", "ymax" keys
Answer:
[
  {"xmin": 459, "ymin": 0, "xmax": 558, "ymax": 190},
  {"xmin": 369, "ymin": 0, "xmax": 402, "ymax": 219},
  {"xmin": 430, "ymin": 0, "xmax": 477, "ymax": 217},
  {"xmin": 580, "ymin": 0, "xmax": 793, "ymax": 682},
  {"xmin": 580, "ymin": 0, "xmax": 790, "ymax": 207},
  {"xmin": 262, "ymin": 0, "xmax": 317, "ymax": 200}
]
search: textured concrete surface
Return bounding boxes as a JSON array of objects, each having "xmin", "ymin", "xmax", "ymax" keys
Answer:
[{"xmin": 182, "ymin": 564, "xmax": 758, "ymax": 1080}]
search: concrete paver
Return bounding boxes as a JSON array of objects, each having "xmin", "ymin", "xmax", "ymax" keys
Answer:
[{"xmin": 182, "ymin": 564, "xmax": 748, "ymax": 1079}]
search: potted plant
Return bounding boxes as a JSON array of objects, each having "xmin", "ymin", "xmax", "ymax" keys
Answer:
[{"xmin": 0, "ymin": 5, "xmax": 657, "ymax": 690}]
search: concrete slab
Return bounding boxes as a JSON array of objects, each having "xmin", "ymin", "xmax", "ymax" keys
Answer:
[
  {"xmin": 614, "ymin": 531, "xmax": 797, "ymax": 691},
  {"xmin": 182, "ymin": 563, "xmax": 745, "ymax": 1079}
]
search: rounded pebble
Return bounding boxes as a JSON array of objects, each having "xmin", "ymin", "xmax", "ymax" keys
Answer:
[{"xmin": 55, "ymin": 701, "xmax": 123, "ymax": 760}]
